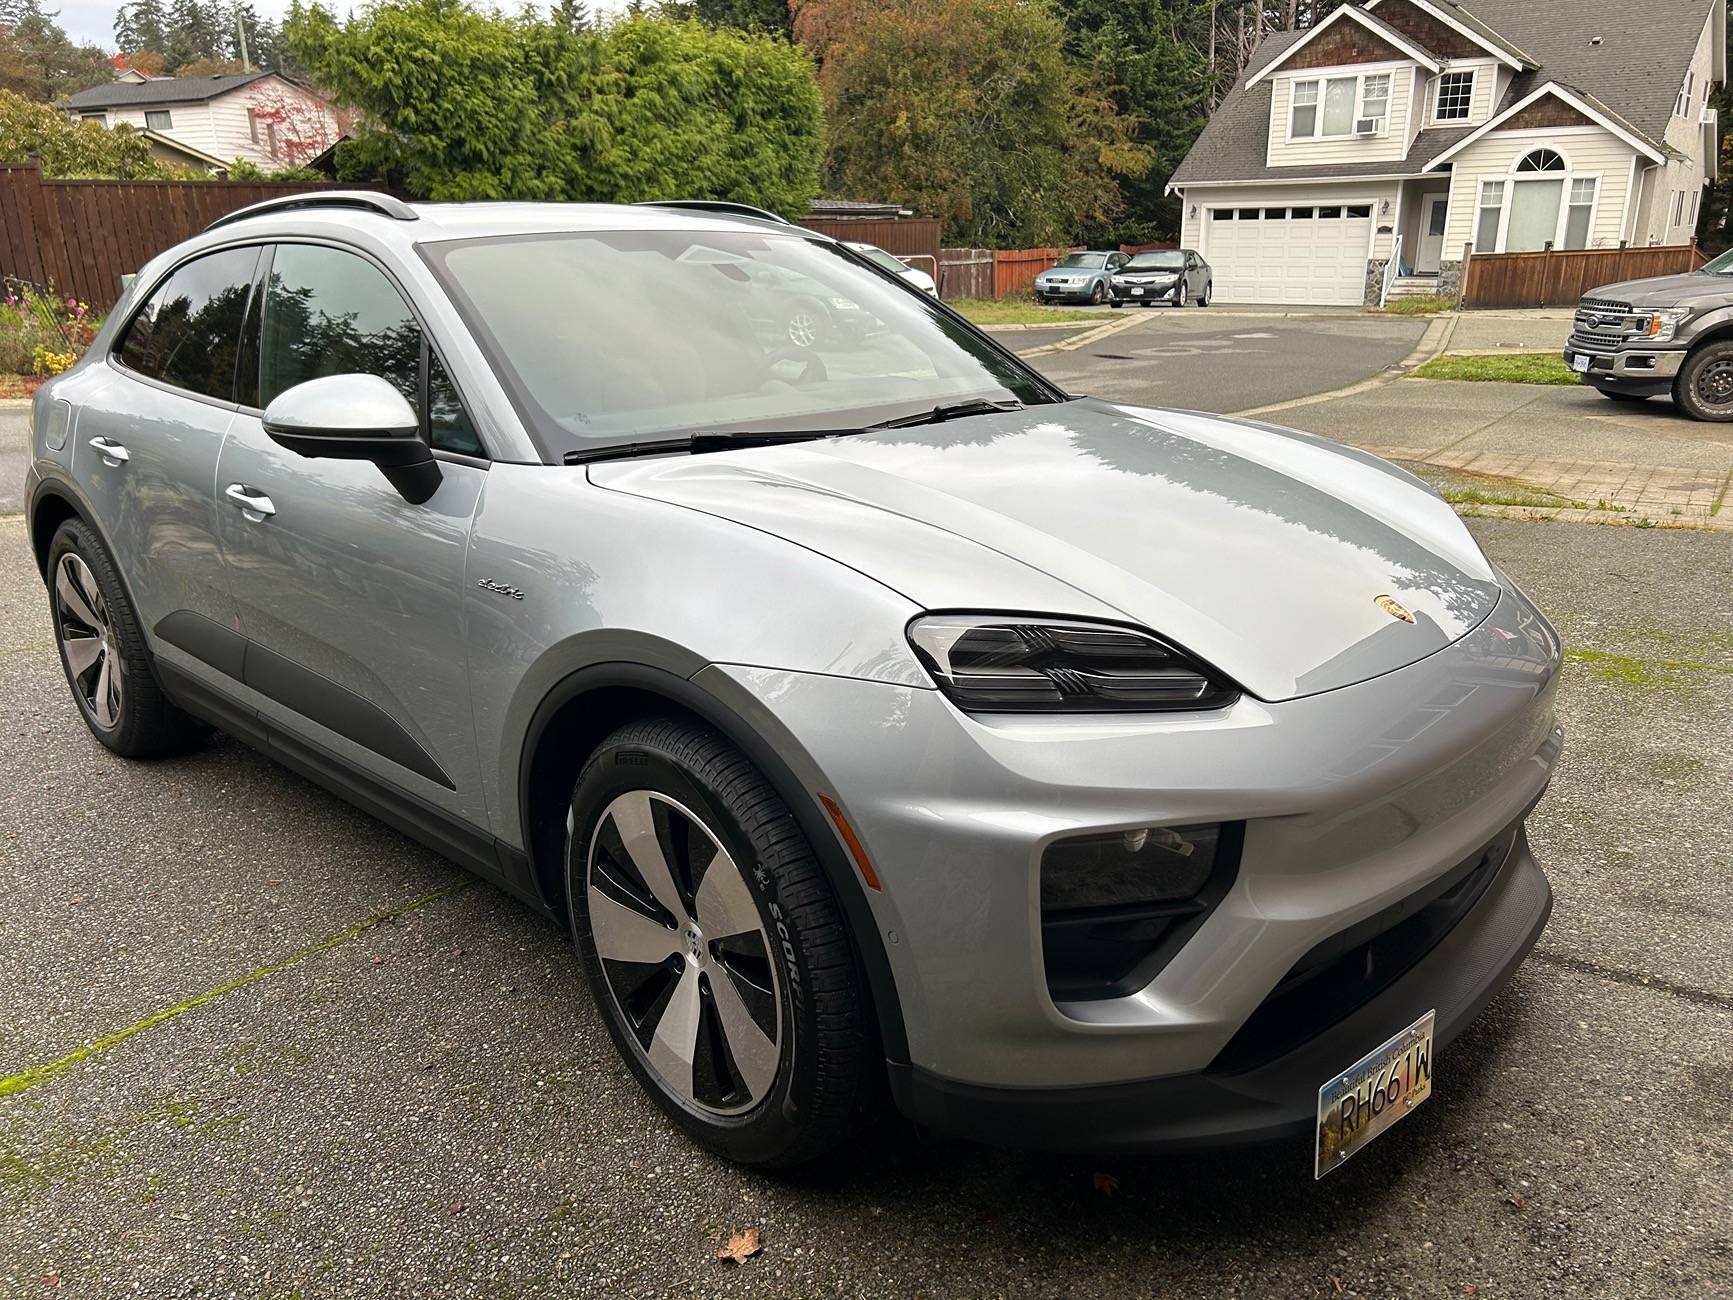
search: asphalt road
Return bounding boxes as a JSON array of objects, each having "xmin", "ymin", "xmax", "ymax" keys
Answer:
[
  {"xmin": 2, "ymin": 511, "xmax": 1729, "ymax": 1299},
  {"xmin": 1, "ymin": 407, "xmax": 28, "ymax": 514},
  {"xmin": 1018, "ymin": 311, "xmax": 1428, "ymax": 414}
]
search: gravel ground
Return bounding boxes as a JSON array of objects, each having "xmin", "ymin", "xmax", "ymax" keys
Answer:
[{"xmin": 1, "ymin": 512, "xmax": 1730, "ymax": 1299}]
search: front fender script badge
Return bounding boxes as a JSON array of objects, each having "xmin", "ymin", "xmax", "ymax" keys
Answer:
[{"xmin": 1375, "ymin": 594, "xmax": 1416, "ymax": 624}]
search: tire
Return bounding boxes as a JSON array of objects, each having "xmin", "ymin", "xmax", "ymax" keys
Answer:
[
  {"xmin": 46, "ymin": 517, "xmax": 206, "ymax": 758},
  {"xmin": 1034, "ymin": 294, "xmax": 1048, "ymax": 305},
  {"xmin": 784, "ymin": 304, "xmax": 823, "ymax": 350},
  {"xmin": 1673, "ymin": 341, "xmax": 1733, "ymax": 422},
  {"xmin": 1199, "ymin": 281, "xmax": 1211, "ymax": 308},
  {"xmin": 1090, "ymin": 281, "xmax": 1105, "ymax": 305},
  {"xmin": 1109, "ymin": 299, "xmax": 1123, "ymax": 309},
  {"xmin": 1175, "ymin": 278, "xmax": 1190, "ymax": 308},
  {"xmin": 566, "ymin": 717, "xmax": 876, "ymax": 1167}
]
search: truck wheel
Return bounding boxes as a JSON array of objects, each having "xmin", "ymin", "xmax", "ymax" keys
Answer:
[{"xmin": 1673, "ymin": 342, "xmax": 1733, "ymax": 422}]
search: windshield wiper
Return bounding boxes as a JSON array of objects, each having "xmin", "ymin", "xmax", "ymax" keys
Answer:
[
  {"xmin": 868, "ymin": 398, "xmax": 1025, "ymax": 431},
  {"xmin": 563, "ymin": 430, "xmax": 844, "ymax": 465}
]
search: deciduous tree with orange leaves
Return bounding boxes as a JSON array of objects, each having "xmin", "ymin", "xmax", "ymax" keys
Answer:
[{"xmin": 793, "ymin": 0, "xmax": 1150, "ymax": 247}]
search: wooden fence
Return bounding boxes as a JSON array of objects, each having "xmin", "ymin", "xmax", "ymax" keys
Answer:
[
  {"xmin": 799, "ymin": 214, "xmax": 942, "ymax": 276},
  {"xmin": 0, "ymin": 162, "xmax": 386, "ymax": 311},
  {"xmin": 1461, "ymin": 241, "xmax": 1710, "ymax": 309}
]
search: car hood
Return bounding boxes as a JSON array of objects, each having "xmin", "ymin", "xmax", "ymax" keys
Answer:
[
  {"xmin": 588, "ymin": 400, "xmax": 1501, "ymax": 702},
  {"xmin": 1586, "ymin": 271, "xmax": 1728, "ymax": 307}
]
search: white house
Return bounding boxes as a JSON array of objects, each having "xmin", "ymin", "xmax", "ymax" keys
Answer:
[
  {"xmin": 64, "ymin": 71, "xmax": 339, "ymax": 172},
  {"xmin": 1168, "ymin": 0, "xmax": 1726, "ymax": 305}
]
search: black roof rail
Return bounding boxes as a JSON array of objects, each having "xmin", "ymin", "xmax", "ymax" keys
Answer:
[
  {"xmin": 206, "ymin": 191, "xmax": 419, "ymax": 232},
  {"xmin": 635, "ymin": 199, "xmax": 792, "ymax": 225}
]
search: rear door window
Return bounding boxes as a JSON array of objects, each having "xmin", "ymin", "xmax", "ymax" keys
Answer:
[{"xmin": 115, "ymin": 246, "xmax": 262, "ymax": 402}]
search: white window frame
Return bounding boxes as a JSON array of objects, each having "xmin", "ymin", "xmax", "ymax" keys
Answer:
[
  {"xmin": 144, "ymin": 109, "xmax": 174, "ymax": 131},
  {"xmin": 1678, "ymin": 72, "xmax": 1695, "ymax": 118},
  {"xmin": 1477, "ymin": 148, "xmax": 1605, "ymax": 253},
  {"xmin": 1285, "ymin": 69, "xmax": 1394, "ymax": 141},
  {"xmin": 1433, "ymin": 69, "xmax": 1475, "ymax": 123}
]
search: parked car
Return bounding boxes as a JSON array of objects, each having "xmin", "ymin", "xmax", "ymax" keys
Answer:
[
  {"xmin": 846, "ymin": 241, "xmax": 938, "ymax": 296},
  {"xmin": 1110, "ymin": 249, "xmax": 1212, "ymax": 308},
  {"xmin": 1565, "ymin": 250, "xmax": 1733, "ymax": 420},
  {"xmin": 1033, "ymin": 250, "xmax": 1128, "ymax": 305},
  {"xmin": 29, "ymin": 194, "xmax": 1561, "ymax": 1175}
]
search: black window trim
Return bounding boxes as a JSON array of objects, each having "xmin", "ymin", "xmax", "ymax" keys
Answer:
[
  {"xmin": 239, "ymin": 236, "xmax": 490, "ymax": 461},
  {"xmin": 107, "ymin": 240, "xmax": 268, "ymax": 414}
]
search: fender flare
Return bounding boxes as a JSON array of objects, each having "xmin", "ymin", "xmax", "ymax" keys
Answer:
[{"xmin": 517, "ymin": 660, "xmax": 909, "ymax": 1064}]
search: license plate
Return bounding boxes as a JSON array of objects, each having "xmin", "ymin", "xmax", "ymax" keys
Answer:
[
  {"xmin": 1570, "ymin": 353, "xmax": 1592, "ymax": 373},
  {"xmin": 1315, "ymin": 1010, "xmax": 1435, "ymax": 1178},
  {"xmin": 1131, "ymin": 288, "xmax": 1144, "ymax": 296}
]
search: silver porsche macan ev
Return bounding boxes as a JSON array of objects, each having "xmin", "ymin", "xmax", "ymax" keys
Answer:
[{"xmin": 26, "ymin": 195, "xmax": 1561, "ymax": 1175}]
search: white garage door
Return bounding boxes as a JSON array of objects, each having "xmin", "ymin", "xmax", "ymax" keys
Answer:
[{"xmin": 1204, "ymin": 204, "xmax": 1374, "ymax": 306}]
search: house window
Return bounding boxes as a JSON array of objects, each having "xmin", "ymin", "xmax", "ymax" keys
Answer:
[
  {"xmin": 1564, "ymin": 177, "xmax": 1597, "ymax": 249},
  {"xmin": 1291, "ymin": 80, "xmax": 1319, "ymax": 137},
  {"xmin": 1690, "ymin": 189, "xmax": 1701, "ymax": 226},
  {"xmin": 1476, "ymin": 181, "xmax": 1505, "ymax": 250},
  {"xmin": 247, "ymin": 108, "xmax": 259, "ymax": 143},
  {"xmin": 81, "ymin": 112, "xmax": 107, "ymax": 126},
  {"xmin": 1291, "ymin": 74, "xmax": 1388, "ymax": 138},
  {"xmin": 266, "ymin": 121, "xmax": 278, "ymax": 156},
  {"xmin": 1515, "ymin": 149, "xmax": 1565, "ymax": 173},
  {"xmin": 1360, "ymin": 74, "xmax": 1390, "ymax": 126},
  {"xmin": 1672, "ymin": 190, "xmax": 1685, "ymax": 228},
  {"xmin": 1434, "ymin": 70, "xmax": 1474, "ymax": 122},
  {"xmin": 1678, "ymin": 72, "xmax": 1694, "ymax": 117},
  {"xmin": 144, "ymin": 109, "xmax": 173, "ymax": 131}
]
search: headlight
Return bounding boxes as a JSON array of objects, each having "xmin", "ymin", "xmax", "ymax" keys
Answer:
[
  {"xmin": 906, "ymin": 614, "xmax": 1239, "ymax": 713},
  {"xmin": 1640, "ymin": 307, "xmax": 1691, "ymax": 342}
]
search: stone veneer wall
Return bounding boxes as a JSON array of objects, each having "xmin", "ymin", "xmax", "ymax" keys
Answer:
[{"xmin": 1364, "ymin": 258, "xmax": 1389, "ymax": 305}]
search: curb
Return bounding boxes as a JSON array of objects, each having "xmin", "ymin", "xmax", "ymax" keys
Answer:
[
  {"xmin": 1230, "ymin": 314, "xmax": 1457, "ymax": 419},
  {"xmin": 980, "ymin": 320, "xmax": 1099, "ymax": 334},
  {"xmin": 1016, "ymin": 311, "xmax": 1154, "ymax": 359},
  {"xmin": 1452, "ymin": 502, "xmax": 1733, "ymax": 531}
]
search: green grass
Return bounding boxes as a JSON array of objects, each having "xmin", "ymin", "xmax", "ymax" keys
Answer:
[
  {"xmin": 948, "ymin": 298, "xmax": 1102, "ymax": 326},
  {"xmin": 1375, "ymin": 295, "xmax": 1458, "ymax": 315},
  {"xmin": 1408, "ymin": 352, "xmax": 1578, "ymax": 385}
]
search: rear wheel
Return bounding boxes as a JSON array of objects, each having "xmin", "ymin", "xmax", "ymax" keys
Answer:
[
  {"xmin": 567, "ymin": 718, "xmax": 876, "ymax": 1167},
  {"xmin": 1673, "ymin": 341, "xmax": 1733, "ymax": 421},
  {"xmin": 1198, "ymin": 281, "xmax": 1211, "ymax": 307},
  {"xmin": 46, "ymin": 518, "xmax": 205, "ymax": 758}
]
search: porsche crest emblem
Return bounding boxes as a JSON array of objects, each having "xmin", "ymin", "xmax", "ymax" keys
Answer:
[{"xmin": 1375, "ymin": 594, "xmax": 1416, "ymax": 624}]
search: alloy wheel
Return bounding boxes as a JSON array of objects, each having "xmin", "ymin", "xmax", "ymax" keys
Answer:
[
  {"xmin": 54, "ymin": 552, "xmax": 122, "ymax": 730},
  {"xmin": 1695, "ymin": 357, "xmax": 1733, "ymax": 409},
  {"xmin": 586, "ymin": 790, "xmax": 782, "ymax": 1115},
  {"xmin": 786, "ymin": 309, "xmax": 818, "ymax": 349}
]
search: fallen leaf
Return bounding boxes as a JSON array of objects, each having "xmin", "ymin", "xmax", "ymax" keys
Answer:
[
  {"xmin": 716, "ymin": 1227, "xmax": 762, "ymax": 1265},
  {"xmin": 1092, "ymin": 1172, "xmax": 1120, "ymax": 1196},
  {"xmin": 370, "ymin": 955, "xmax": 385, "ymax": 966},
  {"xmin": 1462, "ymin": 1285, "xmax": 1480, "ymax": 1296},
  {"xmin": 1504, "ymin": 1192, "xmax": 1526, "ymax": 1210},
  {"xmin": 449, "ymin": 1200, "xmax": 465, "ymax": 1214},
  {"xmin": 1332, "ymin": 1278, "xmax": 1344, "ymax": 1294}
]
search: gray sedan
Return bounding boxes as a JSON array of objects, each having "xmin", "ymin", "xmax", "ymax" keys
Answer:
[
  {"xmin": 1034, "ymin": 250, "xmax": 1128, "ymax": 304},
  {"xmin": 1110, "ymin": 249, "xmax": 1213, "ymax": 307}
]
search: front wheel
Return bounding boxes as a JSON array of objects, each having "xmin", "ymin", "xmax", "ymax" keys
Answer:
[
  {"xmin": 1175, "ymin": 278, "xmax": 1190, "ymax": 307},
  {"xmin": 1673, "ymin": 342, "xmax": 1733, "ymax": 421},
  {"xmin": 567, "ymin": 718, "xmax": 877, "ymax": 1167},
  {"xmin": 1090, "ymin": 281, "xmax": 1106, "ymax": 305},
  {"xmin": 1109, "ymin": 299, "xmax": 1123, "ymax": 309}
]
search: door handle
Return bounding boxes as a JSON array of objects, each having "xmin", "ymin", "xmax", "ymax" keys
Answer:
[
  {"xmin": 88, "ymin": 436, "xmax": 129, "ymax": 466},
  {"xmin": 224, "ymin": 484, "xmax": 276, "ymax": 520}
]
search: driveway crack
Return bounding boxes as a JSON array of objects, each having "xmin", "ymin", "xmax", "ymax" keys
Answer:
[{"xmin": 1529, "ymin": 947, "xmax": 1733, "ymax": 1011}]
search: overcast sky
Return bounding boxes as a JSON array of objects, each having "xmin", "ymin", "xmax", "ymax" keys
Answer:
[{"xmin": 57, "ymin": 0, "xmax": 634, "ymax": 52}]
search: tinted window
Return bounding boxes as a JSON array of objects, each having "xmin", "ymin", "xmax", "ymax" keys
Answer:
[
  {"xmin": 116, "ymin": 246, "xmax": 260, "ymax": 401},
  {"xmin": 259, "ymin": 243, "xmax": 481, "ymax": 456}
]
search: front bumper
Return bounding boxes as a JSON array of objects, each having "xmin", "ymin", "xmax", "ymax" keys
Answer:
[
  {"xmin": 1111, "ymin": 282, "xmax": 1180, "ymax": 303},
  {"xmin": 889, "ymin": 823, "xmax": 1549, "ymax": 1153},
  {"xmin": 1035, "ymin": 282, "xmax": 1095, "ymax": 301},
  {"xmin": 697, "ymin": 577, "xmax": 1562, "ymax": 1104},
  {"xmin": 1563, "ymin": 336, "xmax": 1686, "ymax": 390}
]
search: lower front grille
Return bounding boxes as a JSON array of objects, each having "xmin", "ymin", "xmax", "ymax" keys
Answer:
[{"xmin": 1207, "ymin": 820, "xmax": 1522, "ymax": 1076}]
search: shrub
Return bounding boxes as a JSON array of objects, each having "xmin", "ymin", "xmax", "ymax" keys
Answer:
[{"xmin": 0, "ymin": 285, "xmax": 99, "ymax": 376}]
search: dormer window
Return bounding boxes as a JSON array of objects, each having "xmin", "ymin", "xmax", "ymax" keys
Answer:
[
  {"xmin": 1289, "ymin": 73, "xmax": 1390, "ymax": 140},
  {"xmin": 1435, "ymin": 70, "xmax": 1474, "ymax": 122}
]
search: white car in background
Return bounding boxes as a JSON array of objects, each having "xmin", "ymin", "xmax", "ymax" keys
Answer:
[{"xmin": 847, "ymin": 241, "xmax": 938, "ymax": 296}]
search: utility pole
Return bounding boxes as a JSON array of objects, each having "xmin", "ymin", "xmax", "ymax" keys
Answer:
[{"xmin": 236, "ymin": 11, "xmax": 251, "ymax": 71}]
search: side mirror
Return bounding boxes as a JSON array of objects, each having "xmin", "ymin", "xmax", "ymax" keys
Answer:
[{"xmin": 262, "ymin": 373, "xmax": 442, "ymax": 504}]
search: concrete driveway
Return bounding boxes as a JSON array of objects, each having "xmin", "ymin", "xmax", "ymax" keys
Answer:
[{"xmin": 2, "ymin": 508, "xmax": 1730, "ymax": 1297}]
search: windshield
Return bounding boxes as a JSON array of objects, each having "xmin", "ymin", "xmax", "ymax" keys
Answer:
[
  {"xmin": 422, "ymin": 230, "xmax": 1052, "ymax": 458},
  {"xmin": 1701, "ymin": 248, "xmax": 1733, "ymax": 275},
  {"xmin": 1126, "ymin": 252, "xmax": 1185, "ymax": 271},
  {"xmin": 855, "ymin": 245, "xmax": 910, "ymax": 275},
  {"xmin": 1055, "ymin": 253, "xmax": 1107, "ymax": 269}
]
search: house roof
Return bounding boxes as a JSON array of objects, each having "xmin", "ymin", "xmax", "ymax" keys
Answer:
[
  {"xmin": 139, "ymin": 129, "xmax": 229, "ymax": 171},
  {"xmin": 1171, "ymin": 0, "xmax": 1717, "ymax": 189},
  {"xmin": 1370, "ymin": 0, "xmax": 1535, "ymax": 68},
  {"xmin": 1248, "ymin": 3, "xmax": 1443, "ymax": 85},
  {"xmin": 65, "ymin": 70, "xmax": 271, "ymax": 110}
]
